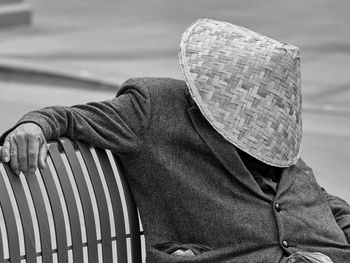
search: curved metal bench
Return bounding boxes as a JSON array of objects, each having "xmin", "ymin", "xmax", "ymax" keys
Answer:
[{"xmin": 0, "ymin": 137, "xmax": 144, "ymax": 263}]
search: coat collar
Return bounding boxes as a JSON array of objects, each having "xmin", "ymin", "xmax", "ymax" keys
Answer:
[{"xmin": 187, "ymin": 105, "xmax": 272, "ymax": 202}]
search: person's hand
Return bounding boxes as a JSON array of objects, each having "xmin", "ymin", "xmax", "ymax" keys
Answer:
[
  {"xmin": 171, "ymin": 249, "xmax": 195, "ymax": 256},
  {"xmin": 0, "ymin": 123, "xmax": 48, "ymax": 175}
]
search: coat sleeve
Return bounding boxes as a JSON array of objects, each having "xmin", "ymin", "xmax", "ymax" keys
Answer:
[
  {"xmin": 0, "ymin": 80, "xmax": 152, "ymax": 155},
  {"xmin": 323, "ymin": 188, "xmax": 350, "ymax": 243}
]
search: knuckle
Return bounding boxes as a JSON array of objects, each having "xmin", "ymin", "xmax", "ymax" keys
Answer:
[
  {"xmin": 2, "ymin": 143, "xmax": 9, "ymax": 151},
  {"xmin": 28, "ymin": 163, "xmax": 37, "ymax": 169},
  {"xmin": 16, "ymin": 130, "xmax": 25, "ymax": 137},
  {"xmin": 29, "ymin": 154, "xmax": 38, "ymax": 160},
  {"xmin": 8, "ymin": 134, "xmax": 16, "ymax": 142},
  {"xmin": 28, "ymin": 132, "xmax": 37, "ymax": 138},
  {"xmin": 28, "ymin": 150, "xmax": 38, "ymax": 156},
  {"xmin": 18, "ymin": 161, "xmax": 26, "ymax": 166},
  {"xmin": 29, "ymin": 152, "xmax": 38, "ymax": 157},
  {"xmin": 2, "ymin": 145, "xmax": 9, "ymax": 152},
  {"xmin": 19, "ymin": 165, "xmax": 27, "ymax": 172},
  {"xmin": 18, "ymin": 155, "xmax": 27, "ymax": 161}
]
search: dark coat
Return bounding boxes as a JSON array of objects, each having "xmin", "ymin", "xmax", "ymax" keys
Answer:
[{"xmin": 4, "ymin": 77, "xmax": 350, "ymax": 262}]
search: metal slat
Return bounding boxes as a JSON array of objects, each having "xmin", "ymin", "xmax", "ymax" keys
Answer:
[
  {"xmin": 42, "ymin": 144, "xmax": 69, "ymax": 263},
  {"xmin": 48, "ymin": 143, "xmax": 84, "ymax": 263},
  {"xmin": 26, "ymin": 170, "xmax": 53, "ymax": 263},
  {"xmin": 59, "ymin": 138, "xmax": 98, "ymax": 262},
  {"xmin": 3, "ymin": 166, "xmax": 36, "ymax": 263},
  {"xmin": 0, "ymin": 138, "xmax": 143, "ymax": 263},
  {"xmin": 113, "ymin": 155, "xmax": 142, "ymax": 263},
  {"xmin": 0, "ymin": 164, "xmax": 21, "ymax": 263},
  {"xmin": 95, "ymin": 149, "xmax": 129, "ymax": 262},
  {"xmin": 41, "ymin": 155, "xmax": 68, "ymax": 262},
  {"xmin": 76, "ymin": 142, "xmax": 114, "ymax": 263}
]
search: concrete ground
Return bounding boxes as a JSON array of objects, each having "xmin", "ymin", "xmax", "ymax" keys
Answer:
[{"xmin": 0, "ymin": 0, "xmax": 350, "ymax": 201}]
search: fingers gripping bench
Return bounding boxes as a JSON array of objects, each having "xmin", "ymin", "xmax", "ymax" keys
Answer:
[{"xmin": 0, "ymin": 137, "xmax": 145, "ymax": 263}]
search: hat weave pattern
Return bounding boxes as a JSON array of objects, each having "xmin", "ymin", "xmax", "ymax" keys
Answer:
[{"xmin": 179, "ymin": 19, "xmax": 302, "ymax": 167}]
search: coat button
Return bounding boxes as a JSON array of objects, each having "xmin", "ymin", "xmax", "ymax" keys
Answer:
[
  {"xmin": 275, "ymin": 203, "xmax": 281, "ymax": 212},
  {"xmin": 282, "ymin": 240, "xmax": 289, "ymax": 248}
]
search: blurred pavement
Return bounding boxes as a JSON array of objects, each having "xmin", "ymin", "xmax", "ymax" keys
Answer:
[{"xmin": 0, "ymin": 0, "xmax": 350, "ymax": 201}]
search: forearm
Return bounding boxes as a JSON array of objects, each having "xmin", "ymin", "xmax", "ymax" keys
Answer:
[
  {"xmin": 16, "ymin": 106, "xmax": 82, "ymax": 141},
  {"xmin": 1, "ymin": 103, "xmax": 125, "ymax": 150},
  {"xmin": 16, "ymin": 103, "xmax": 124, "ymax": 146},
  {"xmin": 1, "ymin": 85, "xmax": 151, "ymax": 154}
]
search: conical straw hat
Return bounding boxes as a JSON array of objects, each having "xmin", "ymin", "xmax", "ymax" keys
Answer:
[{"xmin": 179, "ymin": 19, "xmax": 302, "ymax": 167}]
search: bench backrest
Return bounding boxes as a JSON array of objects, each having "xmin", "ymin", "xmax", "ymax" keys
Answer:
[{"xmin": 0, "ymin": 137, "xmax": 144, "ymax": 263}]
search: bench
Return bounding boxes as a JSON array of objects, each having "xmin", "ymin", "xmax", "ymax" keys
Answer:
[{"xmin": 0, "ymin": 137, "xmax": 145, "ymax": 263}]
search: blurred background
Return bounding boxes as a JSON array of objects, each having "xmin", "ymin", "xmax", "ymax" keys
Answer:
[{"xmin": 0, "ymin": 0, "xmax": 349, "ymax": 201}]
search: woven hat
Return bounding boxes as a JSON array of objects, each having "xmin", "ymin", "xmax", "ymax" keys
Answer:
[{"xmin": 179, "ymin": 19, "xmax": 302, "ymax": 167}]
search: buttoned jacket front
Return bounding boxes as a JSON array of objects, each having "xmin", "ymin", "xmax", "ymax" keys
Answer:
[{"xmin": 8, "ymin": 78, "xmax": 350, "ymax": 263}]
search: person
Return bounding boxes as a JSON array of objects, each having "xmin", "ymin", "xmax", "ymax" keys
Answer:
[{"xmin": 0, "ymin": 19, "xmax": 349, "ymax": 263}]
